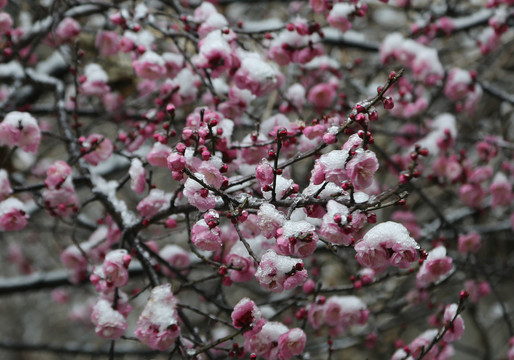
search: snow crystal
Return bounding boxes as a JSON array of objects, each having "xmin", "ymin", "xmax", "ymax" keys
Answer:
[{"xmin": 281, "ymin": 220, "xmax": 315, "ymax": 239}]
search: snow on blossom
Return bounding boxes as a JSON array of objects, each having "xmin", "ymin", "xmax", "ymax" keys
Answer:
[
  {"xmin": 135, "ymin": 284, "xmax": 180, "ymax": 351},
  {"xmin": 129, "ymin": 158, "xmax": 146, "ymax": 194},
  {"xmin": 91, "ymin": 299, "xmax": 127, "ymax": 340},
  {"xmin": 183, "ymin": 173, "xmax": 216, "ymax": 212},
  {"xmin": 133, "ymin": 51, "xmax": 166, "ymax": 80},
  {"xmin": 231, "ymin": 297, "xmax": 262, "ymax": 329},
  {"xmin": 234, "ymin": 52, "xmax": 279, "ymax": 97},
  {"xmin": 255, "ymin": 250, "xmax": 307, "ymax": 292},
  {"xmin": 276, "ymin": 220, "xmax": 319, "ymax": 258},
  {"xmin": 137, "ymin": 189, "xmax": 172, "ymax": 217},
  {"xmin": 442, "ymin": 303, "xmax": 465, "ymax": 342},
  {"xmin": 355, "ymin": 221, "xmax": 419, "ymax": 271},
  {"xmin": 0, "ymin": 111, "xmax": 41, "ymax": 153},
  {"xmin": 416, "ymin": 246, "xmax": 453, "ymax": 288},
  {"xmin": 0, "ymin": 197, "xmax": 28, "ymax": 231}
]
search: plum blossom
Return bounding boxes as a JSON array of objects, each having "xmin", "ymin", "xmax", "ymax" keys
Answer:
[
  {"xmin": 307, "ymin": 295, "xmax": 369, "ymax": 335},
  {"xmin": 0, "ymin": 198, "xmax": 28, "ymax": 231},
  {"xmin": 183, "ymin": 173, "xmax": 216, "ymax": 212},
  {"xmin": 490, "ymin": 172, "xmax": 513, "ymax": 208},
  {"xmin": 0, "ymin": 111, "xmax": 41, "ymax": 153},
  {"xmin": 225, "ymin": 241, "xmax": 256, "ymax": 282},
  {"xmin": 231, "ymin": 297, "xmax": 262, "ymax": 329},
  {"xmin": 310, "ymin": 149, "xmax": 349, "ymax": 186},
  {"xmin": 55, "ymin": 17, "xmax": 80, "ymax": 43},
  {"xmin": 129, "ymin": 158, "xmax": 146, "ymax": 194},
  {"xmin": 91, "ymin": 299, "xmax": 128, "ymax": 340},
  {"xmin": 345, "ymin": 149, "xmax": 379, "ymax": 190},
  {"xmin": 234, "ymin": 52, "xmax": 279, "ymax": 96},
  {"xmin": 320, "ymin": 200, "xmax": 352, "ymax": 245},
  {"xmin": 135, "ymin": 284, "xmax": 180, "ymax": 351},
  {"xmin": 82, "ymin": 134, "xmax": 113, "ymax": 166},
  {"xmin": 90, "ymin": 249, "xmax": 131, "ymax": 293},
  {"xmin": 147, "ymin": 142, "xmax": 172, "ymax": 168},
  {"xmin": 416, "ymin": 246, "xmax": 453, "ymax": 288},
  {"xmin": 442, "ymin": 303, "xmax": 465, "ymax": 342},
  {"xmin": 195, "ymin": 30, "xmax": 233, "ymax": 78},
  {"xmin": 45, "ymin": 160, "xmax": 72, "ymax": 190},
  {"xmin": 307, "ymin": 83, "xmax": 337, "ymax": 109},
  {"xmin": 327, "ymin": 3, "xmax": 354, "ymax": 33},
  {"xmin": 277, "ymin": 328, "xmax": 307, "ymax": 359},
  {"xmin": 133, "ymin": 51, "xmax": 166, "ymax": 80},
  {"xmin": 137, "ymin": 189, "xmax": 172, "ymax": 217},
  {"xmin": 0, "ymin": 169, "xmax": 12, "ymax": 201},
  {"xmin": 458, "ymin": 232, "xmax": 481, "ymax": 254},
  {"xmin": 0, "ymin": 12, "xmax": 12, "ymax": 35},
  {"xmin": 191, "ymin": 219, "xmax": 222, "ymax": 251},
  {"xmin": 255, "ymin": 250, "xmax": 307, "ymax": 292},
  {"xmin": 159, "ymin": 245, "xmax": 191, "ymax": 277},
  {"xmin": 43, "ymin": 181, "xmax": 79, "ymax": 218},
  {"xmin": 243, "ymin": 321, "xmax": 303, "ymax": 360},
  {"xmin": 355, "ymin": 221, "xmax": 419, "ymax": 271},
  {"xmin": 257, "ymin": 203, "xmax": 285, "ymax": 239},
  {"xmin": 276, "ymin": 220, "xmax": 319, "ymax": 258},
  {"xmin": 95, "ymin": 31, "xmax": 120, "ymax": 57},
  {"xmin": 81, "ymin": 64, "xmax": 110, "ymax": 96}
]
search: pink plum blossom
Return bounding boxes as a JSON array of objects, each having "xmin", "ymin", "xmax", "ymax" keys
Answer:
[
  {"xmin": 278, "ymin": 328, "xmax": 307, "ymax": 359},
  {"xmin": 442, "ymin": 303, "xmax": 465, "ymax": 342},
  {"xmin": 345, "ymin": 149, "xmax": 379, "ymax": 190},
  {"xmin": 82, "ymin": 134, "xmax": 113, "ymax": 166},
  {"xmin": 276, "ymin": 220, "xmax": 318, "ymax": 258},
  {"xmin": 0, "ymin": 111, "xmax": 41, "ymax": 153},
  {"xmin": 55, "ymin": 17, "xmax": 80, "ymax": 43},
  {"xmin": 147, "ymin": 142, "xmax": 172, "ymax": 168},
  {"xmin": 243, "ymin": 321, "xmax": 289, "ymax": 359},
  {"xmin": 234, "ymin": 53, "xmax": 278, "ymax": 96},
  {"xmin": 133, "ymin": 51, "xmax": 166, "ymax": 80},
  {"xmin": 129, "ymin": 158, "xmax": 146, "ymax": 194},
  {"xmin": 458, "ymin": 232, "xmax": 481, "ymax": 254},
  {"xmin": 95, "ymin": 31, "xmax": 120, "ymax": 57},
  {"xmin": 327, "ymin": 3, "xmax": 354, "ymax": 33},
  {"xmin": 0, "ymin": 12, "xmax": 12, "ymax": 35},
  {"xmin": 135, "ymin": 284, "xmax": 181, "ymax": 351},
  {"xmin": 195, "ymin": 30, "xmax": 233, "ymax": 78},
  {"xmin": 0, "ymin": 169, "xmax": 12, "ymax": 201},
  {"xmin": 355, "ymin": 221, "xmax": 419, "ymax": 271},
  {"xmin": 91, "ymin": 299, "xmax": 127, "ymax": 340},
  {"xmin": 43, "ymin": 184, "xmax": 79, "ymax": 218},
  {"xmin": 81, "ymin": 64, "xmax": 110, "ymax": 96},
  {"xmin": 159, "ymin": 245, "xmax": 191, "ymax": 277},
  {"xmin": 45, "ymin": 160, "xmax": 72, "ymax": 190},
  {"xmin": 231, "ymin": 297, "xmax": 262, "ymax": 329},
  {"xmin": 416, "ymin": 246, "xmax": 453, "ymax": 288},
  {"xmin": 257, "ymin": 203, "xmax": 285, "ymax": 239},
  {"xmin": 225, "ymin": 241, "xmax": 256, "ymax": 282},
  {"xmin": 490, "ymin": 172, "xmax": 513, "ymax": 207},
  {"xmin": 255, "ymin": 250, "xmax": 307, "ymax": 292},
  {"xmin": 137, "ymin": 189, "xmax": 172, "ymax": 217},
  {"xmin": 320, "ymin": 200, "xmax": 351, "ymax": 245},
  {"xmin": 183, "ymin": 173, "xmax": 216, "ymax": 212},
  {"xmin": 191, "ymin": 219, "xmax": 222, "ymax": 251},
  {"xmin": 0, "ymin": 198, "xmax": 28, "ymax": 231}
]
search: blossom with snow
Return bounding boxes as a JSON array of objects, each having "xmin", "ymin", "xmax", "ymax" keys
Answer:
[
  {"xmin": 135, "ymin": 284, "xmax": 181, "ymax": 351},
  {"xmin": 133, "ymin": 51, "xmax": 167, "ymax": 80},
  {"xmin": 416, "ymin": 246, "xmax": 453, "ymax": 288},
  {"xmin": 355, "ymin": 221, "xmax": 419, "ymax": 271},
  {"xmin": 0, "ymin": 198, "xmax": 28, "ymax": 231},
  {"xmin": 91, "ymin": 299, "xmax": 128, "ymax": 340},
  {"xmin": 255, "ymin": 250, "xmax": 307, "ymax": 292},
  {"xmin": 0, "ymin": 111, "xmax": 41, "ymax": 153}
]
